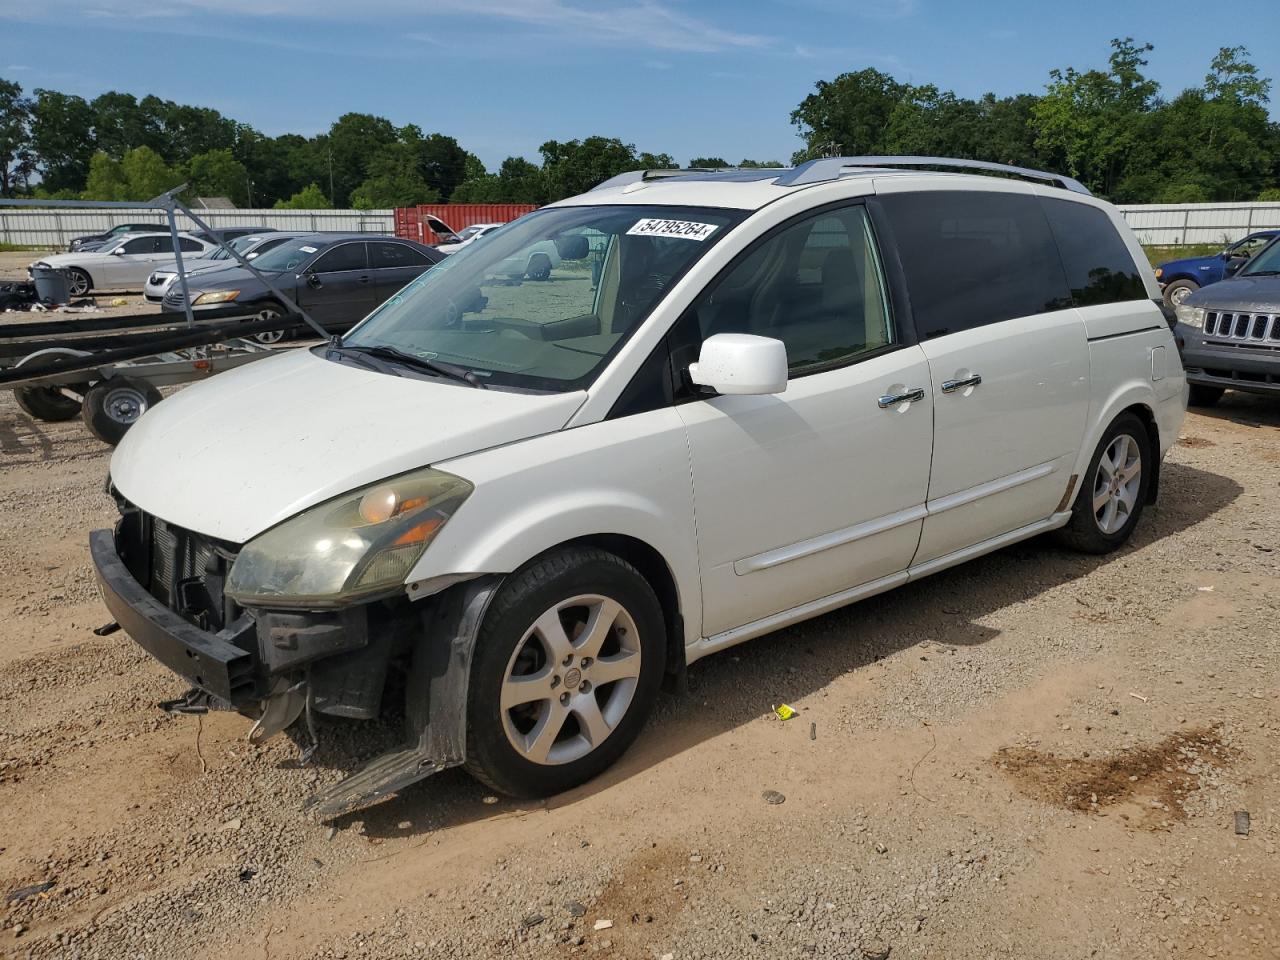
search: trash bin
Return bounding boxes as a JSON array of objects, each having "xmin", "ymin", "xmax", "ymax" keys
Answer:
[{"xmin": 30, "ymin": 264, "xmax": 71, "ymax": 305}]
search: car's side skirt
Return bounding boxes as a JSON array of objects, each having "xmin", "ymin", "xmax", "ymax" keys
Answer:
[{"xmin": 687, "ymin": 510, "xmax": 1073, "ymax": 664}]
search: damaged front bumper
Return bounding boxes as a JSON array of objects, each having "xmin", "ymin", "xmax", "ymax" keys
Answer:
[{"xmin": 90, "ymin": 524, "xmax": 501, "ymax": 818}]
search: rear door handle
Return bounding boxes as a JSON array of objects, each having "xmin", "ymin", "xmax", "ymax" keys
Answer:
[
  {"xmin": 877, "ymin": 387, "xmax": 926, "ymax": 409},
  {"xmin": 941, "ymin": 373, "xmax": 982, "ymax": 394},
  {"xmin": 358, "ymin": 275, "xmax": 372, "ymax": 284}
]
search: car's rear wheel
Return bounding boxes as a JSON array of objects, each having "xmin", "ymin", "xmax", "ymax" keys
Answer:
[
  {"xmin": 1163, "ymin": 279, "xmax": 1198, "ymax": 307},
  {"xmin": 1188, "ymin": 384, "xmax": 1224, "ymax": 407},
  {"xmin": 464, "ymin": 547, "xmax": 666, "ymax": 798},
  {"xmin": 66, "ymin": 268, "xmax": 92, "ymax": 297},
  {"xmin": 1055, "ymin": 412, "xmax": 1151, "ymax": 554}
]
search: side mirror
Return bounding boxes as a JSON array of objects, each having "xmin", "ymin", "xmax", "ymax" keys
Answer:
[
  {"xmin": 1225, "ymin": 256, "xmax": 1248, "ymax": 277},
  {"xmin": 111, "ymin": 247, "xmax": 125, "ymax": 256},
  {"xmin": 306, "ymin": 272, "xmax": 322, "ymax": 288},
  {"xmin": 555, "ymin": 235, "xmax": 591, "ymax": 260},
  {"xmin": 688, "ymin": 333, "xmax": 788, "ymax": 396}
]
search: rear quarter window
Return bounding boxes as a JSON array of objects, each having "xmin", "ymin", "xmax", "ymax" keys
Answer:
[
  {"xmin": 879, "ymin": 190, "xmax": 1071, "ymax": 339},
  {"xmin": 1040, "ymin": 198, "xmax": 1146, "ymax": 306}
]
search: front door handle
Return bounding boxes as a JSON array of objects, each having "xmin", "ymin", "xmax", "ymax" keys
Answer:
[
  {"xmin": 941, "ymin": 373, "xmax": 983, "ymax": 394},
  {"xmin": 877, "ymin": 387, "xmax": 926, "ymax": 409},
  {"xmin": 357, "ymin": 275, "xmax": 372, "ymax": 284}
]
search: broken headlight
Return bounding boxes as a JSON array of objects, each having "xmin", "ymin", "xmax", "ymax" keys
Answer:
[{"xmin": 225, "ymin": 467, "xmax": 472, "ymax": 607}]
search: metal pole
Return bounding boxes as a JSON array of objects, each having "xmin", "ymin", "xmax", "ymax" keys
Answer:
[
  {"xmin": 166, "ymin": 202, "xmax": 196, "ymax": 330},
  {"xmin": 173, "ymin": 197, "xmax": 328, "ymax": 339}
]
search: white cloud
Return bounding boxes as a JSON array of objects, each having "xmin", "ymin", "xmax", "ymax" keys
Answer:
[
  {"xmin": 3, "ymin": 0, "xmax": 772, "ymax": 54},
  {"xmin": 6, "ymin": 64, "xmax": 31, "ymax": 70}
]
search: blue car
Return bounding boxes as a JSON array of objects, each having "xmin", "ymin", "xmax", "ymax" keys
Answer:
[{"xmin": 1156, "ymin": 230, "xmax": 1280, "ymax": 306}]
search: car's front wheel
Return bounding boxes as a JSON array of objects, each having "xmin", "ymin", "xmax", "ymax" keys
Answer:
[
  {"xmin": 66, "ymin": 267, "xmax": 92, "ymax": 297},
  {"xmin": 464, "ymin": 547, "xmax": 666, "ymax": 798},
  {"xmin": 1163, "ymin": 279, "xmax": 1198, "ymax": 307},
  {"xmin": 1055, "ymin": 412, "xmax": 1152, "ymax": 554}
]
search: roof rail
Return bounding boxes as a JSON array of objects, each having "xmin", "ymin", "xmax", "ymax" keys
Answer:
[
  {"xmin": 591, "ymin": 168, "xmax": 720, "ymax": 192},
  {"xmin": 773, "ymin": 156, "xmax": 1091, "ymax": 195}
]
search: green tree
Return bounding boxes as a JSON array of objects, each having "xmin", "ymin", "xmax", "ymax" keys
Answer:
[
  {"xmin": 496, "ymin": 156, "xmax": 546, "ymax": 203},
  {"xmin": 790, "ymin": 67, "xmax": 910, "ymax": 162},
  {"xmin": 738, "ymin": 159, "xmax": 784, "ymax": 168},
  {"xmin": 1257, "ymin": 187, "xmax": 1280, "ymax": 201},
  {"xmin": 0, "ymin": 78, "xmax": 35, "ymax": 197},
  {"xmin": 689, "ymin": 157, "xmax": 729, "ymax": 168},
  {"xmin": 82, "ymin": 151, "xmax": 128, "ymax": 200},
  {"xmin": 462, "ymin": 152, "xmax": 487, "ymax": 181},
  {"xmin": 326, "ymin": 113, "xmax": 398, "ymax": 205},
  {"xmin": 275, "ymin": 182, "xmax": 332, "ymax": 209},
  {"xmin": 30, "ymin": 88, "xmax": 95, "ymax": 191},
  {"xmin": 539, "ymin": 136, "xmax": 639, "ymax": 199},
  {"xmin": 90, "ymin": 91, "xmax": 154, "ymax": 158},
  {"xmin": 184, "ymin": 148, "xmax": 250, "ymax": 206},
  {"xmin": 120, "ymin": 145, "xmax": 181, "ymax": 198},
  {"xmin": 417, "ymin": 132, "xmax": 468, "ymax": 200},
  {"xmin": 350, "ymin": 141, "xmax": 439, "ymax": 209},
  {"xmin": 450, "ymin": 175, "xmax": 504, "ymax": 203},
  {"xmin": 1032, "ymin": 38, "xmax": 1159, "ymax": 196}
]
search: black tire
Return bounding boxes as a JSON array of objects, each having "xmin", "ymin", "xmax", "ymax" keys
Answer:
[
  {"xmin": 66, "ymin": 267, "xmax": 93, "ymax": 297},
  {"xmin": 1188, "ymin": 384, "xmax": 1225, "ymax": 407},
  {"xmin": 1163, "ymin": 279, "xmax": 1198, "ymax": 307},
  {"xmin": 14, "ymin": 384, "xmax": 83, "ymax": 422},
  {"xmin": 464, "ymin": 547, "xmax": 666, "ymax": 798},
  {"xmin": 1055, "ymin": 412, "xmax": 1152, "ymax": 555},
  {"xmin": 81, "ymin": 376, "xmax": 163, "ymax": 445},
  {"xmin": 526, "ymin": 253, "xmax": 552, "ymax": 281}
]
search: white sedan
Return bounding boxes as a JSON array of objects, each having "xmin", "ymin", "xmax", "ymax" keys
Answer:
[{"xmin": 32, "ymin": 232, "xmax": 215, "ymax": 296}]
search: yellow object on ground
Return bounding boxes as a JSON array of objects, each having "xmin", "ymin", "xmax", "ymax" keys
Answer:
[{"xmin": 773, "ymin": 704, "xmax": 797, "ymax": 721}]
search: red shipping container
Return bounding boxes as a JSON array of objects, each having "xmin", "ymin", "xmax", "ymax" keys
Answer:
[{"xmin": 395, "ymin": 203, "xmax": 540, "ymax": 244}]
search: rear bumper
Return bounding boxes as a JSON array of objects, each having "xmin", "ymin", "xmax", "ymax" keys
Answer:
[{"xmin": 89, "ymin": 529, "xmax": 258, "ymax": 704}]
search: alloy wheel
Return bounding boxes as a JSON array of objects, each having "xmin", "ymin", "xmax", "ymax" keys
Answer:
[
  {"xmin": 500, "ymin": 594, "xmax": 642, "ymax": 765},
  {"xmin": 1092, "ymin": 433, "xmax": 1142, "ymax": 534}
]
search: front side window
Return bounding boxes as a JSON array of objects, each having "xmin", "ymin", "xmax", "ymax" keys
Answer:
[
  {"xmin": 1231, "ymin": 233, "xmax": 1274, "ymax": 257},
  {"xmin": 1040, "ymin": 198, "xmax": 1146, "ymax": 306},
  {"xmin": 312, "ymin": 243, "xmax": 368, "ymax": 273},
  {"xmin": 342, "ymin": 205, "xmax": 745, "ymax": 391},
  {"xmin": 1240, "ymin": 237, "xmax": 1280, "ymax": 276},
  {"xmin": 881, "ymin": 190, "xmax": 1071, "ymax": 339},
  {"xmin": 684, "ymin": 204, "xmax": 894, "ymax": 374},
  {"xmin": 177, "ymin": 237, "xmax": 203, "ymax": 252}
]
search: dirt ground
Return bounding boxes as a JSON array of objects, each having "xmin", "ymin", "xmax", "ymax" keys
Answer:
[{"xmin": 1, "ymin": 308, "xmax": 1279, "ymax": 959}]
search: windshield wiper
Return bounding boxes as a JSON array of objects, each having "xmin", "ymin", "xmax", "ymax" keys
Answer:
[
  {"xmin": 1242, "ymin": 269, "xmax": 1280, "ymax": 277},
  {"xmin": 338, "ymin": 344, "xmax": 486, "ymax": 388}
]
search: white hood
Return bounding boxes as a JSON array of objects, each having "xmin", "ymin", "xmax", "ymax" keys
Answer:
[{"xmin": 110, "ymin": 349, "xmax": 586, "ymax": 542}]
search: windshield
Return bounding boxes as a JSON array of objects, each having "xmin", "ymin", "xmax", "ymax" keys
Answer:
[
  {"xmin": 100, "ymin": 236, "xmax": 129, "ymax": 253},
  {"xmin": 341, "ymin": 205, "xmax": 744, "ymax": 391},
  {"xmin": 205, "ymin": 234, "xmax": 263, "ymax": 262},
  {"xmin": 250, "ymin": 238, "xmax": 322, "ymax": 273},
  {"xmin": 454, "ymin": 225, "xmax": 491, "ymax": 243},
  {"xmin": 1240, "ymin": 238, "xmax": 1280, "ymax": 276}
]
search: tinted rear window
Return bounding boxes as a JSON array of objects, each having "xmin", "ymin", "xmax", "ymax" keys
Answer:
[
  {"xmin": 879, "ymin": 190, "xmax": 1071, "ymax": 339},
  {"xmin": 1039, "ymin": 198, "xmax": 1146, "ymax": 306}
]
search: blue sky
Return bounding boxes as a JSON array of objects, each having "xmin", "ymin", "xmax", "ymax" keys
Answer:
[{"xmin": 2, "ymin": 0, "xmax": 1278, "ymax": 171}]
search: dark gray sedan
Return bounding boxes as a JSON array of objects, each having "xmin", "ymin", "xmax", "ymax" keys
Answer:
[
  {"xmin": 1174, "ymin": 235, "xmax": 1280, "ymax": 406},
  {"xmin": 162, "ymin": 233, "xmax": 443, "ymax": 343}
]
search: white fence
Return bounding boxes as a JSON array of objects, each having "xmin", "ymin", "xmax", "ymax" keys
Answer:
[
  {"xmin": 0, "ymin": 208, "xmax": 395, "ymax": 248},
  {"xmin": 5, "ymin": 201, "xmax": 1280, "ymax": 249},
  {"xmin": 1117, "ymin": 202, "xmax": 1280, "ymax": 246}
]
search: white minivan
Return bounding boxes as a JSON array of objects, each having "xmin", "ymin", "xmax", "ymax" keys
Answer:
[{"xmin": 91, "ymin": 158, "xmax": 1187, "ymax": 815}]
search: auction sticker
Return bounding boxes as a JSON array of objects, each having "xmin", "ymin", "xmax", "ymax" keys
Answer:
[{"xmin": 626, "ymin": 218, "xmax": 719, "ymax": 241}]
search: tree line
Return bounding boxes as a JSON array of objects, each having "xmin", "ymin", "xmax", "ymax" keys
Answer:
[{"xmin": 0, "ymin": 38, "xmax": 1277, "ymax": 209}]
